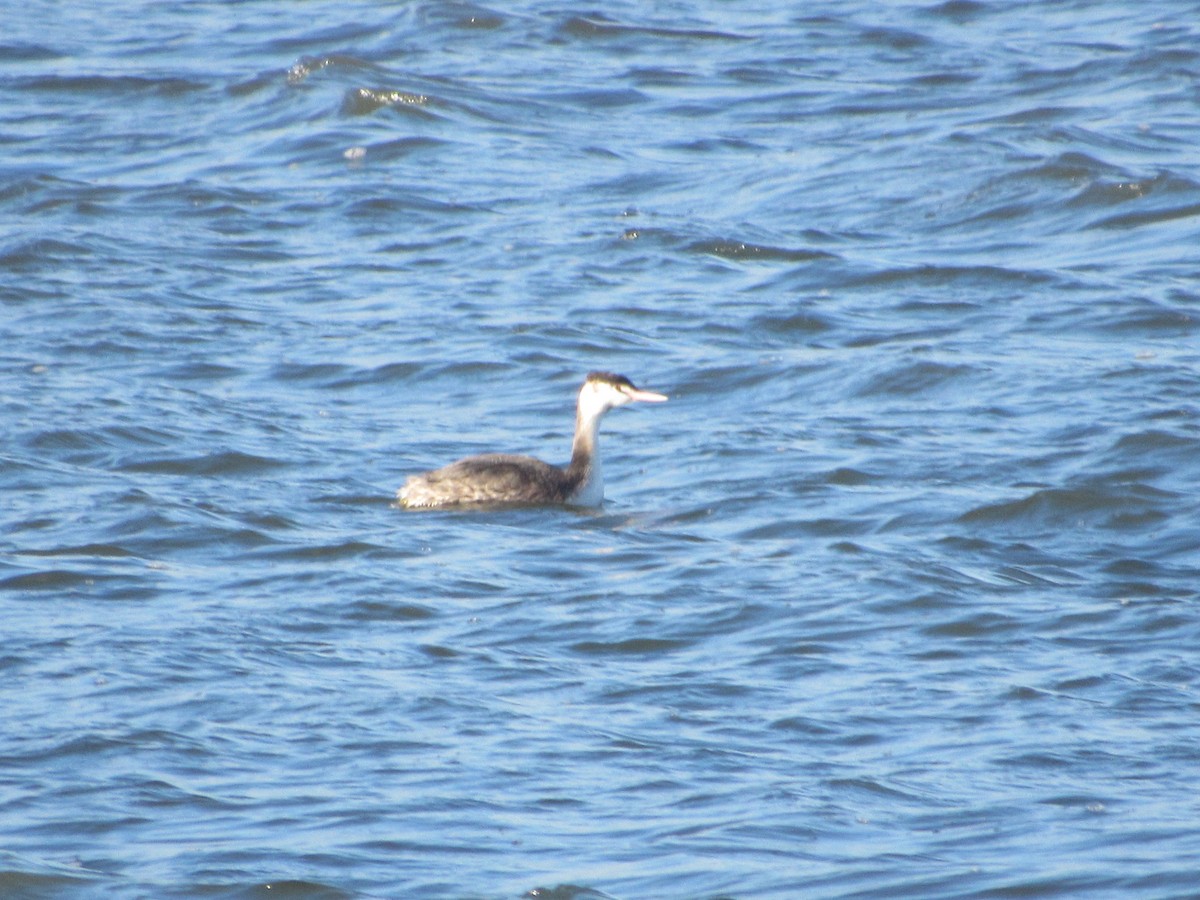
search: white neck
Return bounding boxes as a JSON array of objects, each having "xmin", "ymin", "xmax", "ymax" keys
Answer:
[
  {"xmin": 570, "ymin": 455, "xmax": 604, "ymax": 505},
  {"xmin": 566, "ymin": 389, "xmax": 612, "ymax": 505}
]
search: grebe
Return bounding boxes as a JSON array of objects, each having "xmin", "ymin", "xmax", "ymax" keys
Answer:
[{"xmin": 397, "ymin": 371, "xmax": 667, "ymax": 509}]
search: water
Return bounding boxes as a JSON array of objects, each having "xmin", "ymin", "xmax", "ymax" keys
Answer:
[{"xmin": 3, "ymin": 1, "xmax": 1200, "ymax": 897}]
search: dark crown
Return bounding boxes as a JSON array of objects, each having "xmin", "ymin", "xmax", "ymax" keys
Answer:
[{"xmin": 585, "ymin": 371, "xmax": 635, "ymax": 390}]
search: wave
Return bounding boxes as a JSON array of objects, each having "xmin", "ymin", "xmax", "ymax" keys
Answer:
[
  {"xmin": 560, "ymin": 15, "xmax": 747, "ymax": 43},
  {"xmin": 958, "ymin": 482, "xmax": 1175, "ymax": 532},
  {"xmin": 116, "ymin": 450, "xmax": 289, "ymax": 477}
]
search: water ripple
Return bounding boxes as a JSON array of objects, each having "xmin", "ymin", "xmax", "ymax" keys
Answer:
[{"xmin": 4, "ymin": 1, "xmax": 1200, "ymax": 897}]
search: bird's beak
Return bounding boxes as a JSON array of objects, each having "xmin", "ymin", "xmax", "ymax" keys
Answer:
[{"xmin": 626, "ymin": 386, "xmax": 668, "ymax": 403}]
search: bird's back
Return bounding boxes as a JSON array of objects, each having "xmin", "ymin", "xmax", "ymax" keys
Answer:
[{"xmin": 397, "ymin": 453, "xmax": 573, "ymax": 508}]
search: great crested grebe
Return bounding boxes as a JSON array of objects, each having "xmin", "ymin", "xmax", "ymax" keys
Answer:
[{"xmin": 397, "ymin": 371, "xmax": 667, "ymax": 509}]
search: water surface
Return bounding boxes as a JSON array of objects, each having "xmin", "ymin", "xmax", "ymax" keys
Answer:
[{"xmin": 3, "ymin": 2, "xmax": 1200, "ymax": 897}]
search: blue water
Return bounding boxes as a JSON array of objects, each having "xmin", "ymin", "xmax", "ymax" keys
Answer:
[{"xmin": 3, "ymin": 2, "xmax": 1200, "ymax": 898}]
